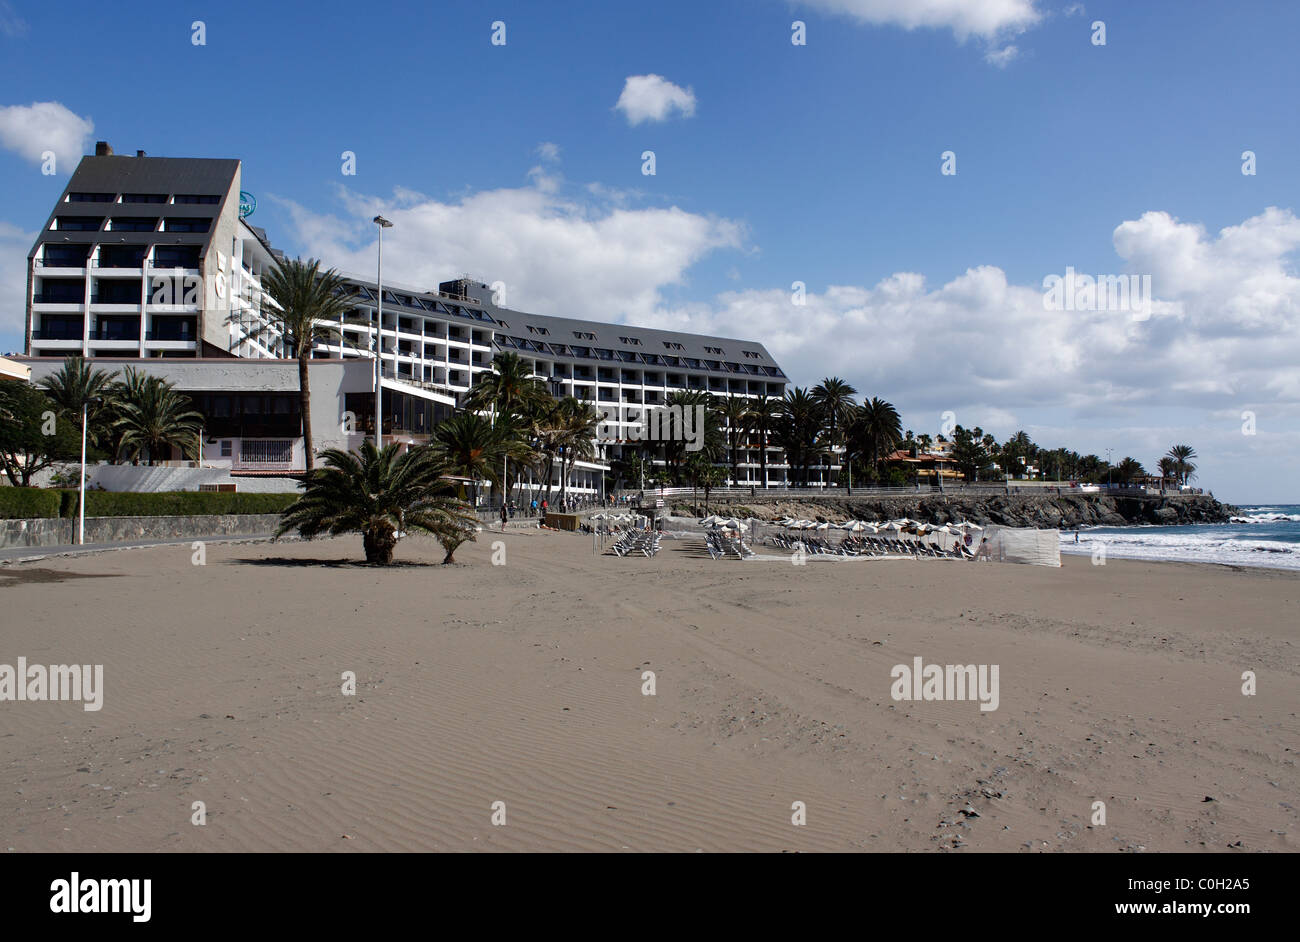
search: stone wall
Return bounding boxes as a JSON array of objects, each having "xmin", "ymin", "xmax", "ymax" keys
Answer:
[
  {"xmin": 665, "ymin": 493, "xmax": 1235, "ymax": 529},
  {"xmin": 0, "ymin": 514, "xmax": 283, "ymax": 550}
]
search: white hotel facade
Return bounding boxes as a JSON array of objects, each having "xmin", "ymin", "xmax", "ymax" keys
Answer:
[{"xmin": 22, "ymin": 145, "xmax": 798, "ymax": 495}]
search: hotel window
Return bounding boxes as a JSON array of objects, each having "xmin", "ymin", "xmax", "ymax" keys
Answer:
[
  {"xmin": 67, "ymin": 192, "xmax": 115, "ymax": 202},
  {"xmin": 527, "ymin": 325, "xmax": 550, "ymax": 335},
  {"xmin": 174, "ymin": 194, "xmax": 221, "ymax": 204},
  {"xmin": 122, "ymin": 194, "xmax": 168, "ymax": 203},
  {"xmin": 55, "ymin": 216, "xmax": 103, "ymax": 231},
  {"xmin": 744, "ymin": 351, "xmax": 761, "ymax": 359},
  {"xmin": 704, "ymin": 346, "xmax": 725, "ymax": 355},
  {"xmin": 618, "ymin": 336, "xmax": 642, "ymax": 346},
  {"xmin": 220, "ymin": 440, "xmax": 233, "ymax": 457},
  {"xmin": 663, "ymin": 341, "xmax": 684, "ymax": 350},
  {"xmin": 109, "ymin": 217, "xmax": 158, "ymax": 232},
  {"xmin": 164, "ymin": 218, "xmax": 211, "ymax": 233},
  {"xmin": 497, "ymin": 320, "xmax": 509, "ymax": 329},
  {"xmin": 573, "ymin": 330, "xmax": 596, "ymax": 340}
]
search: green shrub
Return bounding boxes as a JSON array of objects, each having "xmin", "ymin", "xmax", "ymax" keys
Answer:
[
  {"xmin": 0, "ymin": 487, "xmax": 62, "ymax": 519},
  {"xmin": 53, "ymin": 490, "xmax": 299, "ymax": 518}
]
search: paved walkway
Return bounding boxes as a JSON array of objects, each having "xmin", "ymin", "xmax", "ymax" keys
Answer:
[{"xmin": 0, "ymin": 533, "xmax": 278, "ymax": 564}]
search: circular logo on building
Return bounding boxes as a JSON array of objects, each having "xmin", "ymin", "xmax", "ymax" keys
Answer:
[{"xmin": 239, "ymin": 191, "xmax": 257, "ymax": 218}]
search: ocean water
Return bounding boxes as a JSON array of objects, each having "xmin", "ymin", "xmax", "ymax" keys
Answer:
[{"xmin": 1059, "ymin": 505, "xmax": 1300, "ymax": 571}]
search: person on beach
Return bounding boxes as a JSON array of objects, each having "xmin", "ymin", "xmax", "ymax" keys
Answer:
[{"xmin": 500, "ymin": 503, "xmax": 508, "ymax": 532}]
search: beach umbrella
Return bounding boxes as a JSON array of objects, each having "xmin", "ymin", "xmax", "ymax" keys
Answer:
[
  {"xmin": 723, "ymin": 518, "xmax": 749, "ymax": 531},
  {"xmin": 881, "ymin": 521, "xmax": 902, "ymax": 531}
]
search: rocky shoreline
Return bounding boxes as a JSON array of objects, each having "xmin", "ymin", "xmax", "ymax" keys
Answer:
[{"xmin": 667, "ymin": 493, "xmax": 1236, "ymax": 529}]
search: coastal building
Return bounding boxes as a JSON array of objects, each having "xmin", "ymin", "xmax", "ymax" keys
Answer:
[{"xmin": 20, "ymin": 145, "xmax": 793, "ymax": 495}]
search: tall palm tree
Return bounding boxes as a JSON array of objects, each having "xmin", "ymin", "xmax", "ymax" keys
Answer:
[
  {"xmin": 113, "ymin": 371, "xmax": 204, "ymax": 465},
  {"xmin": 1165, "ymin": 444, "xmax": 1198, "ymax": 485},
  {"xmin": 37, "ymin": 356, "xmax": 118, "ymax": 446},
  {"xmin": 464, "ymin": 352, "xmax": 548, "ymax": 504},
  {"xmin": 744, "ymin": 394, "xmax": 782, "ymax": 489},
  {"xmin": 553, "ymin": 397, "xmax": 601, "ymax": 502},
  {"xmin": 810, "ymin": 377, "xmax": 857, "ymax": 488},
  {"xmin": 260, "ymin": 257, "xmax": 355, "ymax": 470},
  {"xmin": 276, "ymin": 441, "xmax": 475, "ymax": 565},
  {"xmin": 718, "ymin": 395, "xmax": 751, "ymax": 486}
]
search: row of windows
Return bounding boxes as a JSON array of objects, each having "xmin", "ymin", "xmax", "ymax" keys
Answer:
[
  {"xmin": 53, "ymin": 217, "xmax": 212, "ymax": 233},
  {"xmin": 67, "ymin": 192, "xmax": 221, "ymax": 205},
  {"xmin": 704, "ymin": 345, "xmax": 725, "ymax": 355},
  {"xmin": 494, "ymin": 334, "xmax": 784, "ymax": 377},
  {"xmin": 619, "ymin": 336, "xmax": 642, "ymax": 346},
  {"xmin": 349, "ymin": 286, "xmax": 496, "ymax": 323}
]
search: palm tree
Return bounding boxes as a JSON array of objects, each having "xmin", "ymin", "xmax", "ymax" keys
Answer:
[
  {"xmin": 113, "ymin": 370, "xmax": 204, "ymax": 465},
  {"xmin": 718, "ymin": 395, "xmax": 751, "ymax": 486},
  {"xmin": 37, "ymin": 356, "xmax": 118, "ymax": 447},
  {"xmin": 810, "ymin": 377, "xmax": 858, "ymax": 489},
  {"xmin": 744, "ymin": 394, "xmax": 782, "ymax": 489},
  {"xmin": 276, "ymin": 441, "xmax": 475, "ymax": 565},
  {"xmin": 848, "ymin": 397, "xmax": 902, "ymax": 478},
  {"xmin": 464, "ymin": 351, "xmax": 548, "ymax": 504},
  {"xmin": 260, "ymin": 257, "xmax": 355, "ymax": 470},
  {"xmin": 1165, "ymin": 444, "xmax": 1198, "ymax": 485},
  {"xmin": 777, "ymin": 387, "xmax": 824, "ymax": 487},
  {"xmin": 553, "ymin": 397, "xmax": 601, "ymax": 503},
  {"xmin": 431, "ymin": 412, "xmax": 508, "ymax": 504}
]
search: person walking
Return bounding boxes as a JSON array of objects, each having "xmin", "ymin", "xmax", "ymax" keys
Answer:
[{"xmin": 500, "ymin": 502, "xmax": 509, "ymax": 532}]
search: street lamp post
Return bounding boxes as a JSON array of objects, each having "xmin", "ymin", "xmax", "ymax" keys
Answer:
[
  {"xmin": 373, "ymin": 215, "xmax": 393, "ymax": 451},
  {"xmin": 78, "ymin": 395, "xmax": 103, "ymax": 546},
  {"xmin": 1106, "ymin": 447, "xmax": 1114, "ymax": 488}
]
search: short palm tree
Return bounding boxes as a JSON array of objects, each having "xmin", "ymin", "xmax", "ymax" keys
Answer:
[
  {"xmin": 113, "ymin": 370, "xmax": 204, "ymax": 464},
  {"xmin": 260, "ymin": 257, "xmax": 355, "ymax": 469},
  {"xmin": 37, "ymin": 356, "xmax": 118, "ymax": 447},
  {"xmin": 847, "ymin": 396, "xmax": 902, "ymax": 479},
  {"xmin": 431, "ymin": 412, "xmax": 508, "ymax": 503},
  {"xmin": 276, "ymin": 441, "xmax": 476, "ymax": 565}
]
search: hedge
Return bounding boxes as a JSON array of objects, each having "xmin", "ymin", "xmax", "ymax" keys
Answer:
[
  {"xmin": 0, "ymin": 490, "xmax": 298, "ymax": 519},
  {"xmin": 0, "ymin": 488, "xmax": 62, "ymax": 519},
  {"xmin": 74, "ymin": 490, "xmax": 299, "ymax": 518}
]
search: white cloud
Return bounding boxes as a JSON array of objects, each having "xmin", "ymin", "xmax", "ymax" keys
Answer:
[
  {"xmin": 1063, "ymin": 3, "xmax": 1086, "ymax": 16},
  {"xmin": 984, "ymin": 44, "xmax": 1019, "ymax": 67},
  {"xmin": 799, "ymin": 0, "xmax": 1041, "ymax": 42},
  {"xmin": 614, "ymin": 75, "xmax": 697, "ymax": 126},
  {"xmin": 277, "ymin": 162, "xmax": 1299, "ymax": 497},
  {"xmin": 536, "ymin": 141, "xmax": 560, "ymax": 162},
  {"xmin": 0, "ymin": 101, "xmax": 93, "ymax": 173},
  {"xmin": 278, "ymin": 171, "xmax": 743, "ymax": 326}
]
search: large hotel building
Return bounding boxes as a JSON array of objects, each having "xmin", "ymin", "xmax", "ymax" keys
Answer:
[{"xmin": 21, "ymin": 144, "xmax": 799, "ymax": 494}]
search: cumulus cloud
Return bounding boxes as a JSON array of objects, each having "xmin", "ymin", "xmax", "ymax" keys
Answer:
[
  {"xmin": 0, "ymin": 101, "xmax": 93, "ymax": 173},
  {"xmin": 984, "ymin": 44, "xmax": 1019, "ymax": 67},
  {"xmin": 276, "ymin": 159, "xmax": 1298, "ymax": 495},
  {"xmin": 536, "ymin": 141, "xmax": 560, "ymax": 162},
  {"xmin": 614, "ymin": 75, "xmax": 697, "ymax": 125},
  {"xmin": 277, "ymin": 170, "xmax": 743, "ymax": 326},
  {"xmin": 632, "ymin": 206, "xmax": 1300, "ymax": 492}
]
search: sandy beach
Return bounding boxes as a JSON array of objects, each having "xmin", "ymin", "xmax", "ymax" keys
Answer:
[{"xmin": 1, "ymin": 527, "xmax": 1296, "ymax": 853}]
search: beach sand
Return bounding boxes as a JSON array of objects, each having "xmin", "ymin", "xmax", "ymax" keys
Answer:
[{"xmin": 1, "ymin": 527, "xmax": 1296, "ymax": 852}]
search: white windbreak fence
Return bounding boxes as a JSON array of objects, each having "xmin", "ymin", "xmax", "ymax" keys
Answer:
[{"xmin": 982, "ymin": 526, "xmax": 1061, "ymax": 567}]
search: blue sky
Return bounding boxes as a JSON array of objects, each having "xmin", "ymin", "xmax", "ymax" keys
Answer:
[{"xmin": 2, "ymin": 0, "xmax": 1298, "ymax": 502}]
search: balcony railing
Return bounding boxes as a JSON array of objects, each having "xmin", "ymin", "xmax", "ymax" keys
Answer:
[{"xmin": 235, "ymin": 439, "xmax": 295, "ymax": 470}]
